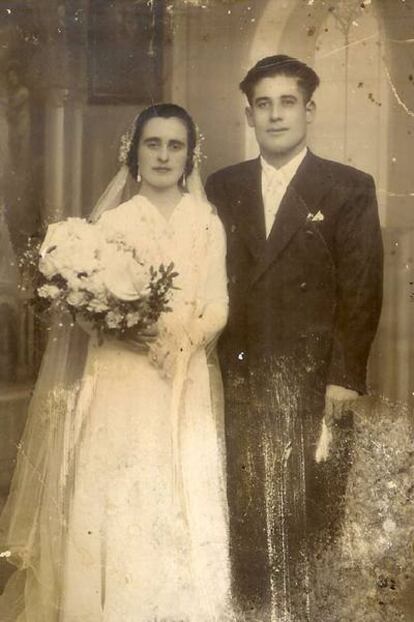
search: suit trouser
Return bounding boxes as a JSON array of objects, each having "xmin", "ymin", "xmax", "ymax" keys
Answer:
[{"xmin": 223, "ymin": 359, "xmax": 354, "ymax": 620}]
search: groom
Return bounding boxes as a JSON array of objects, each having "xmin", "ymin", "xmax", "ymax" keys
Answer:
[{"xmin": 206, "ymin": 55, "xmax": 383, "ymax": 619}]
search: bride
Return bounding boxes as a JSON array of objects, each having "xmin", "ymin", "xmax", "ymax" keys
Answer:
[{"xmin": 0, "ymin": 104, "xmax": 232, "ymax": 621}]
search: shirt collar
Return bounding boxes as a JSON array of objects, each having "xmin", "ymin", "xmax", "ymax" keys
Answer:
[{"xmin": 261, "ymin": 147, "xmax": 307, "ymax": 187}]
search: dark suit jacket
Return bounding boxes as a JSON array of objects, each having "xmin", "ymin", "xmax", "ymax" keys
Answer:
[{"xmin": 205, "ymin": 150, "xmax": 383, "ymax": 396}]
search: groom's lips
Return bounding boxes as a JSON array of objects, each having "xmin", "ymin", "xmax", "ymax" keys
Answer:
[{"xmin": 267, "ymin": 128, "xmax": 288, "ymax": 134}]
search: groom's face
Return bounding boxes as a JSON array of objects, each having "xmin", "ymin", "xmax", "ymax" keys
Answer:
[{"xmin": 246, "ymin": 74, "xmax": 315, "ymax": 163}]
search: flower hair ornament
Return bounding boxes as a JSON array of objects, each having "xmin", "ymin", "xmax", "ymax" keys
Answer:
[
  {"xmin": 118, "ymin": 127, "xmax": 134, "ymax": 166},
  {"xmin": 192, "ymin": 126, "xmax": 206, "ymax": 169},
  {"xmin": 185, "ymin": 127, "xmax": 208, "ymax": 203}
]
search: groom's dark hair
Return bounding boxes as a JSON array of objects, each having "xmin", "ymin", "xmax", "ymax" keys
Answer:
[{"xmin": 240, "ymin": 55, "xmax": 320, "ymax": 105}]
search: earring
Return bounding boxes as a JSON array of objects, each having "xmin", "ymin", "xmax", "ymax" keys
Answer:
[
  {"xmin": 137, "ymin": 168, "xmax": 141, "ymax": 183},
  {"xmin": 182, "ymin": 173, "xmax": 187, "ymax": 188}
]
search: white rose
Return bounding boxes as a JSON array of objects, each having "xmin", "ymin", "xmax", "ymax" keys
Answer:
[
  {"xmin": 65, "ymin": 218, "xmax": 93, "ymax": 242},
  {"xmin": 60, "ymin": 269, "xmax": 84, "ymax": 291},
  {"xmin": 40, "ymin": 219, "xmax": 83, "ymax": 255},
  {"xmin": 70, "ymin": 246, "xmax": 101, "ymax": 274},
  {"xmin": 40, "ymin": 219, "xmax": 102, "ymax": 278},
  {"xmin": 104, "ymin": 230, "xmax": 130, "ymax": 248},
  {"xmin": 39, "ymin": 222, "xmax": 62, "ymax": 255},
  {"xmin": 57, "ymin": 245, "xmax": 99, "ymax": 276},
  {"xmin": 126, "ymin": 311, "xmax": 142, "ymax": 328},
  {"xmin": 38, "ymin": 284, "xmax": 60, "ymax": 300},
  {"xmin": 83, "ymin": 273, "xmax": 107, "ymax": 298},
  {"xmin": 105, "ymin": 311, "xmax": 123, "ymax": 329},
  {"xmin": 103, "ymin": 252, "xmax": 149, "ymax": 302},
  {"xmin": 39, "ymin": 254, "xmax": 58, "ymax": 279},
  {"xmin": 87, "ymin": 298, "xmax": 110, "ymax": 313},
  {"xmin": 67, "ymin": 290, "xmax": 87, "ymax": 307}
]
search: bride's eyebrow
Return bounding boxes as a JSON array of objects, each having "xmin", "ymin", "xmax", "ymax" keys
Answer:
[
  {"xmin": 168, "ymin": 139, "xmax": 186, "ymax": 147},
  {"xmin": 142, "ymin": 137, "xmax": 186, "ymax": 147}
]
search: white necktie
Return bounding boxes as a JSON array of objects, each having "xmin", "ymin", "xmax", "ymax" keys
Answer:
[{"xmin": 263, "ymin": 172, "xmax": 286, "ymax": 238}]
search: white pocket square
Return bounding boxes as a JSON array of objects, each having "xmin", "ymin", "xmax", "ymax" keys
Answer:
[{"xmin": 307, "ymin": 210, "xmax": 324, "ymax": 222}]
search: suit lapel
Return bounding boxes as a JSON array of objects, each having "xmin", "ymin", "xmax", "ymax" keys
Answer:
[
  {"xmin": 230, "ymin": 158, "xmax": 266, "ymax": 260},
  {"xmin": 251, "ymin": 151, "xmax": 334, "ymax": 284}
]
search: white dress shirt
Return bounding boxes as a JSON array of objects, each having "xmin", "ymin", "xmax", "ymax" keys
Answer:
[{"xmin": 261, "ymin": 148, "xmax": 307, "ymax": 238}]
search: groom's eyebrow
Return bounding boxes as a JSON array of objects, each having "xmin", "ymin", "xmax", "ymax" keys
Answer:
[
  {"xmin": 254, "ymin": 96, "xmax": 271, "ymax": 105},
  {"xmin": 254, "ymin": 94, "xmax": 298, "ymax": 105}
]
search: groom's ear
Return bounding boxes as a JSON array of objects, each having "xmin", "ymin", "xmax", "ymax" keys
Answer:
[
  {"xmin": 305, "ymin": 99, "xmax": 316, "ymax": 124},
  {"xmin": 245, "ymin": 106, "xmax": 255, "ymax": 128}
]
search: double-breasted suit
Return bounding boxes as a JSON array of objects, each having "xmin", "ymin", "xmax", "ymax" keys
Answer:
[{"xmin": 206, "ymin": 150, "xmax": 383, "ymax": 619}]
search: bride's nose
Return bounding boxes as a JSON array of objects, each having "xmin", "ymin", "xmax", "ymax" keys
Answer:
[{"xmin": 157, "ymin": 145, "xmax": 169, "ymax": 163}]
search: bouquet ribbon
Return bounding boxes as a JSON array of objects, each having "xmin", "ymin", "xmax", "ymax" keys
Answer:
[{"xmin": 169, "ymin": 342, "xmax": 193, "ymax": 523}]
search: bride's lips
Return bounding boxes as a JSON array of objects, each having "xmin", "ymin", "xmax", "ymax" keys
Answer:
[{"xmin": 153, "ymin": 167, "xmax": 172, "ymax": 173}]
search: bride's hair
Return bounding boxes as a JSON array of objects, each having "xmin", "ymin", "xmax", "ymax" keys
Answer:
[{"xmin": 126, "ymin": 103, "xmax": 197, "ymax": 182}]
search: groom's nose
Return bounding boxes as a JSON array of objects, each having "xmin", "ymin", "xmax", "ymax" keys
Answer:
[{"xmin": 269, "ymin": 102, "xmax": 282, "ymax": 121}]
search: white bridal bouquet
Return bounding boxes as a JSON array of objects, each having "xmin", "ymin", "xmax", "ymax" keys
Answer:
[{"xmin": 26, "ymin": 217, "xmax": 177, "ymax": 339}]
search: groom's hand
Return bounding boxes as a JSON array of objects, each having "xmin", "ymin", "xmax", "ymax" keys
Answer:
[{"xmin": 324, "ymin": 384, "xmax": 358, "ymax": 425}]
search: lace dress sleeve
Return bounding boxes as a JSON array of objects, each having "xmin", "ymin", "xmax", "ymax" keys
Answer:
[
  {"xmin": 187, "ymin": 212, "xmax": 228, "ymax": 349},
  {"xmin": 148, "ymin": 211, "xmax": 228, "ymax": 378}
]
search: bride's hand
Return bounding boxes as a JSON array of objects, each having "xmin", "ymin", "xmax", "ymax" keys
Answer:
[
  {"xmin": 122, "ymin": 325, "xmax": 159, "ymax": 352},
  {"xmin": 147, "ymin": 324, "xmax": 193, "ymax": 380}
]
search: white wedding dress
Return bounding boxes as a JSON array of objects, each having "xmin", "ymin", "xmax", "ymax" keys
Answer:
[{"xmin": 0, "ymin": 194, "xmax": 232, "ymax": 622}]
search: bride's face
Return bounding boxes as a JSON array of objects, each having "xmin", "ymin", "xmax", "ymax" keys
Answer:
[{"xmin": 138, "ymin": 117, "xmax": 189, "ymax": 190}]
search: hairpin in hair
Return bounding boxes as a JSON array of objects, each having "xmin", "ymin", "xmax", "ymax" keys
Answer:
[{"xmin": 193, "ymin": 126, "xmax": 206, "ymax": 168}]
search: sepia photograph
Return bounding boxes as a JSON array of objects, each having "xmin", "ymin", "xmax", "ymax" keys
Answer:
[{"xmin": 0, "ymin": 0, "xmax": 413, "ymax": 620}]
